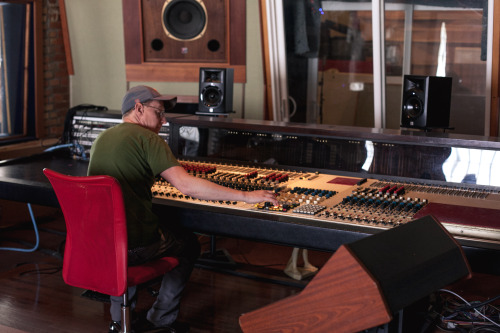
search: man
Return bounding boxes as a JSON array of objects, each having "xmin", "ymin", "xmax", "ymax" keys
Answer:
[{"xmin": 88, "ymin": 85, "xmax": 278, "ymax": 333}]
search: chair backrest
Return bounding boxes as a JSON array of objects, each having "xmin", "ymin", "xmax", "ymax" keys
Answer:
[{"xmin": 43, "ymin": 168, "xmax": 128, "ymax": 297}]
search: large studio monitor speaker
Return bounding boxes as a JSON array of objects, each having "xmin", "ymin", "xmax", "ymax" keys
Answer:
[
  {"xmin": 198, "ymin": 67, "xmax": 233, "ymax": 114},
  {"xmin": 142, "ymin": 0, "xmax": 226, "ymax": 63},
  {"xmin": 239, "ymin": 215, "xmax": 471, "ymax": 333},
  {"xmin": 122, "ymin": 0, "xmax": 246, "ymax": 82},
  {"xmin": 401, "ymin": 75, "xmax": 452, "ymax": 129}
]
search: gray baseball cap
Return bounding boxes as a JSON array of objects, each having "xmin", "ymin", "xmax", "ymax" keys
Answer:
[{"xmin": 121, "ymin": 85, "xmax": 177, "ymax": 114}]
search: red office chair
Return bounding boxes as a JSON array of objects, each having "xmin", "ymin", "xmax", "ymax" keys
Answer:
[{"xmin": 43, "ymin": 168, "xmax": 179, "ymax": 333}]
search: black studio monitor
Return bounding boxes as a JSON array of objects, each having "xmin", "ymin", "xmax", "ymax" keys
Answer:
[
  {"xmin": 401, "ymin": 75, "xmax": 452, "ymax": 129},
  {"xmin": 198, "ymin": 67, "xmax": 234, "ymax": 114}
]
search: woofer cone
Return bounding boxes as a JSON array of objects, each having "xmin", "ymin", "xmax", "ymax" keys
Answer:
[
  {"xmin": 201, "ymin": 86, "xmax": 222, "ymax": 107},
  {"xmin": 162, "ymin": 0, "xmax": 207, "ymax": 41},
  {"xmin": 403, "ymin": 90, "xmax": 423, "ymax": 119}
]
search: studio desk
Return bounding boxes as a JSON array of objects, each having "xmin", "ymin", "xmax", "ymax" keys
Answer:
[{"xmin": 3, "ymin": 110, "xmax": 500, "ymax": 264}]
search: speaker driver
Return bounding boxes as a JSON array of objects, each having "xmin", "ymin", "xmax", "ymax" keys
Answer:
[
  {"xmin": 403, "ymin": 90, "xmax": 424, "ymax": 119},
  {"xmin": 201, "ymin": 85, "xmax": 223, "ymax": 107},
  {"xmin": 162, "ymin": 0, "xmax": 207, "ymax": 41}
]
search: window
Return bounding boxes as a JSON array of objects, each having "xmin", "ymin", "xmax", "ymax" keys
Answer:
[
  {"xmin": 0, "ymin": 0, "xmax": 42, "ymax": 143},
  {"xmin": 264, "ymin": 0, "xmax": 494, "ymax": 136}
]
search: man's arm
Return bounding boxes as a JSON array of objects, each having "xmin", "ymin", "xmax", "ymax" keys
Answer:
[{"xmin": 160, "ymin": 166, "xmax": 279, "ymax": 205}]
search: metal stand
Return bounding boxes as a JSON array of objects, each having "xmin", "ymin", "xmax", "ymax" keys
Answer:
[{"xmin": 197, "ymin": 235, "xmax": 236, "ymax": 268}]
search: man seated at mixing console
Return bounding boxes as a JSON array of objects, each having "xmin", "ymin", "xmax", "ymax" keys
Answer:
[{"xmin": 88, "ymin": 85, "xmax": 278, "ymax": 333}]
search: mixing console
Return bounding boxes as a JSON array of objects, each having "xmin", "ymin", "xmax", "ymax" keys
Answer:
[{"xmin": 152, "ymin": 160, "xmax": 500, "ymax": 245}]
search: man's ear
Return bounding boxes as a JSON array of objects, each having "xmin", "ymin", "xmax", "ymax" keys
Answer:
[{"xmin": 135, "ymin": 100, "xmax": 144, "ymax": 114}]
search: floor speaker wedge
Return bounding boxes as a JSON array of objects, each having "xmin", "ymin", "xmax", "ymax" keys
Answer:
[
  {"xmin": 239, "ymin": 215, "xmax": 471, "ymax": 333},
  {"xmin": 346, "ymin": 215, "xmax": 470, "ymax": 315},
  {"xmin": 401, "ymin": 75, "xmax": 452, "ymax": 129}
]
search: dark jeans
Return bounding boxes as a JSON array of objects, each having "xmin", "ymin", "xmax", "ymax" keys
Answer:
[{"xmin": 110, "ymin": 222, "xmax": 200, "ymax": 327}]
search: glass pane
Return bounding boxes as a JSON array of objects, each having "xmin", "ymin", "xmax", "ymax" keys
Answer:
[
  {"xmin": 281, "ymin": 0, "xmax": 489, "ymax": 136},
  {"xmin": 283, "ymin": 1, "xmax": 376, "ymax": 126},
  {"xmin": 385, "ymin": 2, "xmax": 487, "ymax": 135},
  {"xmin": 282, "ymin": 0, "xmax": 323, "ymax": 123},
  {"xmin": 318, "ymin": 6, "xmax": 375, "ymax": 127},
  {"xmin": 169, "ymin": 116, "xmax": 500, "ymax": 187},
  {"xmin": 0, "ymin": 2, "xmax": 34, "ymax": 139}
]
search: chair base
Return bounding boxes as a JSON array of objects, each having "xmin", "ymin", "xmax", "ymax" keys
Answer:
[{"xmin": 121, "ymin": 293, "xmax": 132, "ymax": 333}]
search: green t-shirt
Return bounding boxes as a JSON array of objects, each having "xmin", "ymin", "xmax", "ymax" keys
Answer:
[{"xmin": 88, "ymin": 122, "xmax": 179, "ymax": 249}]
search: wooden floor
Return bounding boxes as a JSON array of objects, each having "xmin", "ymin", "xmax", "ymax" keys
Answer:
[
  {"xmin": 0, "ymin": 201, "xmax": 326, "ymax": 333},
  {"xmin": 1, "ymin": 201, "xmax": 500, "ymax": 333}
]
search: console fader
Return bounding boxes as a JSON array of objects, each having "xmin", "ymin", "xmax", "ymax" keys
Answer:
[{"xmin": 152, "ymin": 160, "xmax": 500, "ymax": 244}]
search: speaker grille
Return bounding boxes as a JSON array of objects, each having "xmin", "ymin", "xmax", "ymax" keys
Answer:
[{"xmin": 162, "ymin": 0, "xmax": 207, "ymax": 41}]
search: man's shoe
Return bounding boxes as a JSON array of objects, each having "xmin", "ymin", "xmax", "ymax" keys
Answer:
[
  {"xmin": 134, "ymin": 317, "xmax": 189, "ymax": 333},
  {"xmin": 108, "ymin": 320, "xmax": 121, "ymax": 333}
]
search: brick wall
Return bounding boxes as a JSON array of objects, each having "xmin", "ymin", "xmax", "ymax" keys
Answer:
[{"xmin": 42, "ymin": 0, "xmax": 70, "ymax": 140}]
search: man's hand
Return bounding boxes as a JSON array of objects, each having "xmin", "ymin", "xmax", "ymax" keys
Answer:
[{"xmin": 244, "ymin": 190, "xmax": 279, "ymax": 206}]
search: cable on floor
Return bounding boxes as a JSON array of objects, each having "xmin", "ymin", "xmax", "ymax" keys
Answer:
[{"xmin": 0, "ymin": 203, "xmax": 40, "ymax": 252}]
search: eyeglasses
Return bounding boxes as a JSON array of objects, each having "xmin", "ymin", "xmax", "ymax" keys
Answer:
[{"xmin": 143, "ymin": 103, "xmax": 166, "ymax": 118}]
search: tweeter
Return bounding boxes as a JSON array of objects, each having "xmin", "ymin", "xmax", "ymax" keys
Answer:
[{"xmin": 401, "ymin": 75, "xmax": 452, "ymax": 129}]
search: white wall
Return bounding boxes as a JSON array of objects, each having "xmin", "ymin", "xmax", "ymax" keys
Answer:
[{"xmin": 64, "ymin": 0, "xmax": 265, "ymax": 119}]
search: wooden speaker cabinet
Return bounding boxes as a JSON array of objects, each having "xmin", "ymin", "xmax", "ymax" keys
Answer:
[
  {"xmin": 239, "ymin": 215, "xmax": 471, "ymax": 333},
  {"xmin": 122, "ymin": 0, "xmax": 246, "ymax": 83}
]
